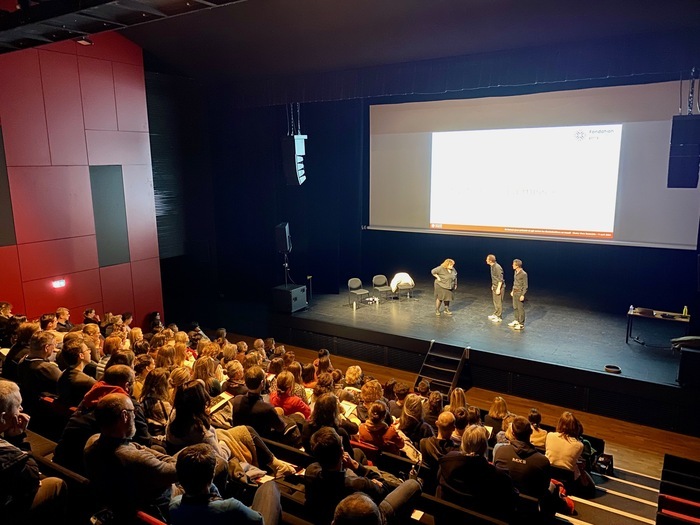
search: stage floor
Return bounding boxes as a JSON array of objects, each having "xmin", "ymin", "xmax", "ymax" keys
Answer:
[{"xmin": 292, "ymin": 278, "xmax": 684, "ymax": 387}]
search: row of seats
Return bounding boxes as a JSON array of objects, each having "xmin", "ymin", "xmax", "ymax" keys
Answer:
[
  {"xmin": 658, "ymin": 454, "xmax": 700, "ymax": 524},
  {"xmin": 348, "ymin": 274, "xmax": 415, "ymax": 305}
]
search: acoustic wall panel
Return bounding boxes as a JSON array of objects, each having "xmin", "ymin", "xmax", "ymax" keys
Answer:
[
  {"xmin": 86, "ymin": 130, "xmax": 151, "ymax": 165},
  {"xmin": 113, "ymin": 62, "xmax": 148, "ymax": 132},
  {"xmin": 89, "ymin": 165, "xmax": 130, "ymax": 267},
  {"xmin": 18, "ymin": 236, "xmax": 99, "ymax": 281},
  {"xmin": 78, "ymin": 56, "xmax": 118, "ymax": 131},
  {"xmin": 22, "ymin": 268, "xmax": 101, "ymax": 319},
  {"xmin": 0, "ymin": 49, "xmax": 51, "ymax": 167},
  {"xmin": 99, "ymin": 263, "xmax": 135, "ymax": 316},
  {"xmin": 131, "ymin": 257, "xmax": 163, "ymax": 328},
  {"xmin": 0, "ymin": 245, "xmax": 24, "ymax": 314},
  {"xmin": 123, "ymin": 165, "xmax": 159, "ymax": 261},
  {"xmin": 8, "ymin": 165, "xmax": 94, "ymax": 244},
  {"xmin": 39, "ymin": 50, "xmax": 88, "ymax": 166},
  {"xmin": 0, "ymin": 127, "xmax": 16, "ymax": 246}
]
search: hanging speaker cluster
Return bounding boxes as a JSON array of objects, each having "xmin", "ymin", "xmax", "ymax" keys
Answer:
[{"xmin": 282, "ymin": 134, "xmax": 308, "ymax": 186}]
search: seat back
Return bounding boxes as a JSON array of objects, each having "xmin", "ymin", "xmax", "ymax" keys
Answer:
[
  {"xmin": 373, "ymin": 274, "xmax": 388, "ymax": 287},
  {"xmin": 348, "ymin": 278, "xmax": 363, "ymax": 291}
]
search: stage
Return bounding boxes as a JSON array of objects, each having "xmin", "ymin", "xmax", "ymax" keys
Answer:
[{"xmin": 269, "ymin": 277, "xmax": 699, "ymax": 436}]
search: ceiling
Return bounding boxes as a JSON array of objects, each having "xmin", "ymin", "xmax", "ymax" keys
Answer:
[{"xmin": 3, "ymin": 0, "xmax": 700, "ymax": 83}]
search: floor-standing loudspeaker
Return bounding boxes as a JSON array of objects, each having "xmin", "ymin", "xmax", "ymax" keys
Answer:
[
  {"xmin": 275, "ymin": 222, "xmax": 292, "ymax": 253},
  {"xmin": 272, "ymin": 284, "xmax": 307, "ymax": 313}
]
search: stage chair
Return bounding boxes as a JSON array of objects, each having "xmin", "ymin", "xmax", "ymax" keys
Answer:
[
  {"xmin": 348, "ymin": 278, "xmax": 370, "ymax": 306},
  {"xmin": 390, "ymin": 272, "xmax": 415, "ymax": 300},
  {"xmin": 372, "ymin": 274, "xmax": 393, "ymax": 300}
]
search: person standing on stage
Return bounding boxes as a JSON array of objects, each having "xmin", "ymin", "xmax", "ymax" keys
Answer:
[
  {"xmin": 432, "ymin": 258, "xmax": 457, "ymax": 316},
  {"xmin": 486, "ymin": 254, "xmax": 505, "ymax": 323},
  {"xmin": 509, "ymin": 259, "xmax": 528, "ymax": 330}
]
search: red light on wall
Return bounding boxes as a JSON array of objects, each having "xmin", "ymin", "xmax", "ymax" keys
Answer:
[{"xmin": 52, "ymin": 279, "xmax": 66, "ymax": 288}]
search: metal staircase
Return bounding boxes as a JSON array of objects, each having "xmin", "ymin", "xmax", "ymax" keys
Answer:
[{"xmin": 414, "ymin": 340, "xmax": 469, "ymax": 396}]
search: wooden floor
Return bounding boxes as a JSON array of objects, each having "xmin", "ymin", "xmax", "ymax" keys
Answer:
[{"xmin": 273, "ymin": 341, "xmax": 700, "ymax": 479}]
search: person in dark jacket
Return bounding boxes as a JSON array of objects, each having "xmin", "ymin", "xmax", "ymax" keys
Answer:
[
  {"xmin": 437, "ymin": 424, "xmax": 518, "ymax": 522},
  {"xmin": 0, "ymin": 380, "xmax": 66, "ymax": 523}
]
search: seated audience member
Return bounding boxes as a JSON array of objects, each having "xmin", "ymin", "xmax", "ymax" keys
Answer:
[
  {"xmin": 55, "ymin": 306, "xmax": 74, "ymax": 333},
  {"xmin": 56, "ymin": 336, "xmax": 96, "ymax": 409},
  {"xmin": 493, "ymin": 416, "xmax": 552, "ymax": 501},
  {"xmin": 16, "ymin": 330, "xmax": 61, "ymax": 414},
  {"xmin": 230, "ymin": 366, "xmax": 287, "ymax": 441},
  {"xmin": 484, "ymin": 396, "xmax": 511, "ymax": 445},
  {"xmin": 545, "ymin": 411, "xmax": 595, "ymax": 495},
  {"xmin": 95, "ymin": 335, "xmax": 123, "ymax": 380},
  {"xmin": 288, "ymin": 361, "xmax": 310, "ymax": 404},
  {"xmin": 104, "ymin": 348, "xmax": 135, "ymax": 371},
  {"xmin": 311, "ymin": 372, "xmax": 336, "ymax": 407},
  {"xmin": 443, "ymin": 387, "xmax": 468, "ymax": 413},
  {"xmin": 53, "ymin": 365, "xmax": 155, "ymax": 474},
  {"xmin": 266, "ymin": 357, "xmax": 285, "ymax": 393},
  {"xmin": 83, "ymin": 308, "xmax": 100, "ymax": 326},
  {"xmin": 397, "ymin": 393, "xmax": 434, "ymax": 447},
  {"xmin": 316, "ymin": 355, "xmax": 333, "ymax": 379},
  {"xmin": 0, "ymin": 302, "xmax": 14, "ymax": 347},
  {"xmin": 358, "ymin": 401, "xmax": 404, "ymax": 455},
  {"xmin": 344, "ymin": 365, "xmax": 363, "ymax": 391},
  {"xmin": 423, "ymin": 391, "xmax": 443, "ymax": 433},
  {"xmin": 301, "ymin": 362, "xmax": 317, "ymax": 389},
  {"xmin": 2, "ymin": 321, "xmax": 40, "ymax": 382},
  {"xmin": 192, "ymin": 356, "xmax": 223, "ymax": 397},
  {"xmin": 222, "ymin": 360, "xmax": 248, "ymax": 396},
  {"xmin": 0, "ymin": 380, "xmax": 67, "ymax": 524},
  {"xmin": 132, "ymin": 354, "xmax": 156, "ymax": 399},
  {"xmin": 302, "ymin": 393, "xmax": 359, "ymax": 457},
  {"xmin": 355, "ymin": 380, "xmax": 392, "ymax": 425},
  {"xmin": 388, "ymin": 382, "xmax": 409, "ymax": 419},
  {"xmin": 282, "ymin": 349, "xmax": 296, "ymax": 369},
  {"xmin": 528, "ymin": 408, "xmax": 548, "ymax": 449},
  {"xmin": 84, "ymin": 393, "xmax": 178, "ymax": 522},
  {"xmin": 313, "ymin": 348, "xmax": 333, "ymax": 370},
  {"xmin": 213, "ymin": 328, "xmax": 228, "ymax": 349},
  {"xmin": 332, "ymin": 493, "xmax": 383, "ymax": 525},
  {"xmin": 140, "ymin": 367, "xmax": 173, "ymax": 437},
  {"xmin": 419, "ymin": 410, "xmax": 458, "ymax": 491},
  {"xmin": 305, "ymin": 427, "xmax": 421, "ymax": 525},
  {"xmin": 169, "ymin": 366, "xmax": 193, "ymax": 400},
  {"xmin": 493, "ymin": 413, "xmax": 518, "ymax": 453},
  {"xmin": 451, "ymin": 406, "xmax": 469, "ymax": 445},
  {"xmin": 415, "ymin": 379, "xmax": 431, "ymax": 403},
  {"xmin": 252, "ymin": 338, "xmax": 266, "ymax": 356},
  {"xmin": 382, "ymin": 378, "xmax": 397, "ymax": 405},
  {"xmin": 39, "ymin": 313, "xmax": 65, "ymax": 346},
  {"xmin": 437, "ymin": 425, "xmax": 518, "ymax": 521},
  {"xmin": 270, "ymin": 370, "xmax": 311, "ymax": 420},
  {"xmin": 264, "ymin": 337, "xmax": 276, "ymax": 357},
  {"xmin": 169, "ymin": 443, "xmax": 282, "ymax": 525}
]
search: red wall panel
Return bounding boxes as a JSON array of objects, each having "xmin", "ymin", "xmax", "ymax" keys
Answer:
[
  {"xmin": 0, "ymin": 49, "xmax": 51, "ymax": 167},
  {"xmin": 8, "ymin": 165, "xmax": 94, "ymax": 244},
  {"xmin": 38, "ymin": 40, "xmax": 77, "ymax": 55},
  {"xmin": 0, "ymin": 245, "xmax": 25, "ymax": 315},
  {"xmin": 78, "ymin": 57, "xmax": 118, "ymax": 131},
  {"xmin": 76, "ymin": 32, "xmax": 143, "ymax": 66},
  {"xmin": 123, "ymin": 165, "xmax": 159, "ymax": 261},
  {"xmin": 130, "ymin": 258, "xmax": 163, "ymax": 330},
  {"xmin": 18, "ymin": 236, "xmax": 99, "ymax": 281},
  {"xmin": 86, "ymin": 130, "xmax": 152, "ymax": 166},
  {"xmin": 113, "ymin": 62, "xmax": 149, "ymax": 133},
  {"xmin": 22, "ymin": 268, "xmax": 101, "ymax": 319},
  {"xmin": 100, "ymin": 263, "xmax": 135, "ymax": 316},
  {"xmin": 39, "ymin": 50, "xmax": 88, "ymax": 166}
]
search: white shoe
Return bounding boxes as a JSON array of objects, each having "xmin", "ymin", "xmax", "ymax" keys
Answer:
[
  {"xmin": 514, "ymin": 323, "xmax": 524, "ymax": 330},
  {"xmin": 508, "ymin": 320, "xmax": 519, "ymax": 327},
  {"xmin": 490, "ymin": 317, "xmax": 502, "ymax": 323},
  {"xmin": 487, "ymin": 315, "xmax": 497, "ymax": 320}
]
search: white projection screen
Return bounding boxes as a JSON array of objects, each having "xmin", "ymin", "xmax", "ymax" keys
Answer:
[{"xmin": 369, "ymin": 82, "xmax": 700, "ymax": 250}]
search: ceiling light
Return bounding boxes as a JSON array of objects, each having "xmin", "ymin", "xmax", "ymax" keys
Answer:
[{"xmin": 76, "ymin": 36, "xmax": 94, "ymax": 46}]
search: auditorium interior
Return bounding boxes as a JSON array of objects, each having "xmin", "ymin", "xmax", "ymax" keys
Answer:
[{"xmin": 2, "ymin": 1, "xmax": 700, "ymax": 524}]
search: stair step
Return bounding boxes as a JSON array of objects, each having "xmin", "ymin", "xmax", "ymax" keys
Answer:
[
  {"xmin": 422, "ymin": 363, "xmax": 459, "ymax": 374},
  {"xmin": 427, "ymin": 349, "xmax": 462, "ymax": 361}
]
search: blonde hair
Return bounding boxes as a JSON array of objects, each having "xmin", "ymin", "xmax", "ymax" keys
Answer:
[
  {"xmin": 441, "ymin": 258, "xmax": 455, "ymax": 268},
  {"xmin": 449, "ymin": 387, "xmax": 468, "ymax": 410},
  {"xmin": 345, "ymin": 365, "xmax": 363, "ymax": 387},
  {"xmin": 488, "ymin": 396, "xmax": 509, "ymax": 419}
]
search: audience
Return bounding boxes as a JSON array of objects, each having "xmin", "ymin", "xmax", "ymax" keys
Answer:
[
  {"xmin": 484, "ymin": 395, "xmax": 510, "ymax": 445},
  {"xmin": 56, "ymin": 336, "xmax": 96, "ymax": 409},
  {"xmin": 528, "ymin": 407, "xmax": 548, "ymax": 449},
  {"xmin": 388, "ymin": 381, "xmax": 410, "ymax": 419},
  {"xmin": 16, "ymin": 330, "xmax": 61, "ymax": 415},
  {"xmin": 231, "ymin": 366, "xmax": 287, "ymax": 442},
  {"xmin": 397, "ymin": 393, "xmax": 434, "ymax": 446},
  {"xmin": 358, "ymin": 401, "xmax": 404, "ymax": 455},
  {"xmin": 419, "ymin": 410, "xmax": 458, "ymax": 491},
  {"xmin": 270, "ymin": 370, "xmax": 311, "ymax": 420}
]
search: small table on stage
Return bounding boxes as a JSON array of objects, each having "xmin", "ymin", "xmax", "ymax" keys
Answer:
[{"xmin": 626, "ymin": 307, "xmax": 690, "ymax": 344}]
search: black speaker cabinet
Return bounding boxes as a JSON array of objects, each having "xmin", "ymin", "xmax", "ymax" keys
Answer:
[
  {"xmin": 678, "ymin": 346, "xmax": 700, "ymax": 388},
  {"xmin": 272, "ymin": 284, "xmax": 307, "ymax": 313},
  {"xmin": 275, "ymin": 222, "xmax": 292, "ymax": 253}
]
